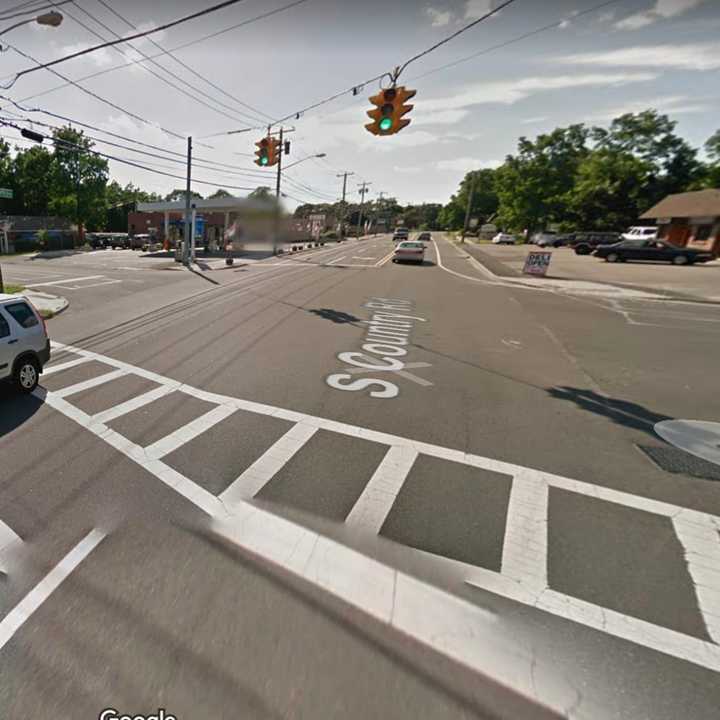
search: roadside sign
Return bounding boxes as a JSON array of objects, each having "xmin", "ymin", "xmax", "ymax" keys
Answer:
[
  {"xmin": 523, "ymin": 251, "xmax": 552, "ymax": 277},
  {"xmin": 0, "ymin": 188, "xmax": 13, "ymax": 199}
]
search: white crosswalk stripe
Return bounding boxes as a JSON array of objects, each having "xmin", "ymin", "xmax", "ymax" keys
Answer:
[{"xmin": 36, "ymin": 340, "xmax": 720, "ymax": 674}]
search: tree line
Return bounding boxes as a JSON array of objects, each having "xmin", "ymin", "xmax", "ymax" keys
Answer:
[
  {"xmin": 441, "ymin": 110, "xmax": 720, "ymax": 234},
  {"xmin": 0, "ymin": 126, "xmax": 252, "ymax": 233}
]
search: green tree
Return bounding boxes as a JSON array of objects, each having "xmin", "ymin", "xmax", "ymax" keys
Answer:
[
  {"xmin": 495, "ymin": 125, "xmax": 589, "ymax": 233},
  {"xmin": 702, "ymin": 129, "xmax": 720, "ymax": 188},
  {"xmin": 439, "ymin": 169, "xmax": 499, "ymax": 230},
  {"xmin": 567, "ymin": 149, "xmax": 651, "ymax": 230},
  {"xmin": 12, "ymin": 144, "xmax": 54, "ymax": 215},
  {"xmin": 248, "ymin": 186, "xmax": 273, "ymax": 200},
  {"xmin": 592, "ymin": 110, "xmax": 701, "ymax": 209},
  {"xmin": 49, "ymin": 126, "xmax": 109, "ymax": 231},
  {"xmin": 164, "ymin": 188, "xmax": 203, "ymax": 202},
  {"xmin": 208, "ymin": 189, "xmax": 232, "ymax": 199}
]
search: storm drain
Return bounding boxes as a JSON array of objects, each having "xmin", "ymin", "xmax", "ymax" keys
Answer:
[{"xmin": 637, "ymin": 444, "xmax": 720, "ymax": 482}]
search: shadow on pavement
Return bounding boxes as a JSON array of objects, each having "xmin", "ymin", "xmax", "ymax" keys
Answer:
[
  {"xmin": 392, "ymin": 260, "xmax": 436, "ymax": 267},
  {"xmin": 308, "ymin": 308, "xmax": 360, "ymax": 324},
  {"xmin": 0, "ymin": 383, "xmax": 44, "ymax": 438},
  {"xmin": 547, "ymin": 386, "xmax": 672, "ymax": 436}
]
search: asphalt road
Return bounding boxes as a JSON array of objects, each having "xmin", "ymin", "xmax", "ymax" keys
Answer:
[{"xmin": 1, "ymin": 234, "xmax": 720, "ymax": 719}]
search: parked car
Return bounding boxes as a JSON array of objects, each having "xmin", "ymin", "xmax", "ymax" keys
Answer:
[
  {"xmin": 533, "ymin": 232, "xmax": 570, "ymax": 248},
  {"xmin": 392, "ymin": 240, "xmax": 426, "ymax": 264},
  {"xmin": 0, "ymin": 294, "xmax": 50, "ymax": 393},
  {"xmin": 492, "ymin": 232, "xmax": 516, "ymax": 245},
  {"xmin": 571, "ymin": 231, "xmax": 621, "ymax": 255},
  {"xmin": 621, "ymin": 226, "xmax": 658, "ymax": 242},
  {"xmin": 128, "ymin": 233, "xmax": 152, "ymax": 250},
  {"xmin": 594, "ymin": 239, "xmax": 714, "ymax": 265},
  {"xmin": 393, "ymin": 227, "xmax": 409, "ymax": 242}
]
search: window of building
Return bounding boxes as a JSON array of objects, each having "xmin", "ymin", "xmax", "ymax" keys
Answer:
[{"xmin": 694, "ymin": 225, "xmax": 713, "ymax": 241}]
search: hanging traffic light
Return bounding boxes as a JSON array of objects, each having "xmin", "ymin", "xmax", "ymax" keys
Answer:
[
  {"xmin": 255, "ymin": 137, "xmax": 270, "ymax": 166},
  {"xmin": 365, "ymin": 85, "xmax": 416, "ymax": 136},
  {"xmin": 267, "ymin": 137, "xmax": 281, "ymax": 166}
]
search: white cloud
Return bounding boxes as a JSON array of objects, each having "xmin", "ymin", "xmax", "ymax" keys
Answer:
[
  {"xmin": 587, "ymin": 94, "xmax": 712, "ymax": 120},
  {"xmin": 557, "ymin": 43, "xmax": 720, "ymax": 71},
  {"xmin": 436, "ymin": 158, "xmax": 501, "ymax": 171},
  {"xmin": 393, "ymin": 165, "xmax": 423, "ymax": 174},
  {"xmin": 56, "ymin": 42, "xmax": 114, "ymax": 68},
  {"xmin": 411, "ymin": 109, "xmax": 469, "ymax": 126},
  {"xmin": 596, "ymin": 10, "xmax": 617, "ymax": 22},
  {"xmin": 418, "ymin": 73, "xmax": 657, "ymax": 111},
  {"xmin": 426, "ymin": 7, "xmax": 451, "ymax": 26},
  {"xmin": 521, "ymin": 116, "xmax": 548, "ymax": 124},
  {"xmin": 616, "ymin": 0, "xmax": 708, "ymax": 29},
  {"xmin": 465, "ymin": 0, "xmax": 494, "ymax": 19}
]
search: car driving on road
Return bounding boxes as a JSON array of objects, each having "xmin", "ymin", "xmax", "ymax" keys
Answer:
[
  {"xmin": 593, "ymin": 238, "xmax": 714, "ymax": 265},
  {"xmin": 392, "ymin": 240, "xmax": 426, "ymax": 264},
  {"xmin": 392, "ymin": 227, "xmax": 409, "ymax": 242},
  {"xmin": 0, "ymin": 294, "xmax": 50, "ymax": 393}
]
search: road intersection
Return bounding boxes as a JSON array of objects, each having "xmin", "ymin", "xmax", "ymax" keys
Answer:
[{"xmin": 2, "ymin": 234, "xmax": 720, "ymax": 719}]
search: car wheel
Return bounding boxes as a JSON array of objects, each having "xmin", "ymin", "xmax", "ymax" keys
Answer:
[
  {"xmin": 606, "ymin": 253, "xmax": 619, "ymax": 263},
  {"xmin": 14, "ymin": 356, "xmax": 39, "ymax": 393},
  {"xmin": 575, "ymin": 245, "xmax": 589, "ymax": 255},
  {"xmin": 673, "ymin": 255, "xmax": 689, "ymax": 265}
]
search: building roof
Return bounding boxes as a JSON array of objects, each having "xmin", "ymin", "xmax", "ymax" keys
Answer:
[
  {"xmin": 137, "ymin": 196, "xmax": 274, "ymax": 213},
  {"xmin": 641, "ymin": 189, "xmax": 720, "ymax": 219}
]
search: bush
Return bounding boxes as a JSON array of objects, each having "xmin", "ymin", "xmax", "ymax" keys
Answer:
[
  {"xmin": 321, "ymin": 230, "xmax": 338, "ymax": 239},
  {"xmin": 13, "ymin": 237, "xmax": 40, "ymax": 253}
]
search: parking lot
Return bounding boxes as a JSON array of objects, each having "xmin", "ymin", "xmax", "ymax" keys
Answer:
[{"xmin": 478, "ymin": 243, "xmax": 720, "ymax": 301}]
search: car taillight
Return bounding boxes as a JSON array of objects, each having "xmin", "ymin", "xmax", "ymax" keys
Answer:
[{"xmin": 28, "ymin": 300, "xmax": 47, "ymax": 335}]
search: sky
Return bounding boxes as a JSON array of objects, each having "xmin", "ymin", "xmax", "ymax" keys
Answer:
[{"xmin": 0, "ymin": 0, "xmax": 718, "ymax": 210}]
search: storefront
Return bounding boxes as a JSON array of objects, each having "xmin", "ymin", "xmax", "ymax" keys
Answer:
[{"xmin": 641, "ymin": 189, "xmax": 720, "ymax": 256}]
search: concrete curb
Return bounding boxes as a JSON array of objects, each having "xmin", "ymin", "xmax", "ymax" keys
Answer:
[
  {"xmin": 21, "ymin": 289, "xmax": 69, "ymax": 316},
  {"xmin": 454, "ymin": 236, "xmax": 720, "ymax": 304}
]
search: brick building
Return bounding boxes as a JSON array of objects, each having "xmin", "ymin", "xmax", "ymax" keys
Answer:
[{"xmin": 641, "ymin": 188, "xmax": 720, "ymax": 256}]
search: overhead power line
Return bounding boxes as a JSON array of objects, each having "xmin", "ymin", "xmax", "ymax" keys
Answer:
[
  {"xmin": 408, "ymin": 0, "xmax": 625, "ymax": 82},
  {"xmin": 211, "ymin": 0, "xmax": 518, "ymax": 133},
  {"xmin": 92, "ymin": 0, "xmax": 277, "ymax": 124},
  {"xmin": 6, "ymin": 0, "xmax": 253, "ymax": 86},
  {"xmin": 60, "ymin": 0, "xmax": 265, "ymax": 127},
  {"xmin": 0, "ymin": 0, "xmax": 71, "ymax": 21},
  {"xmin": 0, "ymin": 120, "xmax": 256, "ymax": 191},
  {"xmin": 11, "ymin": 0, "xmax": 310, "ymax": 111},
  {"xmin": 4, "ymin": 43, "xmax": 191, "ymax": 141}
]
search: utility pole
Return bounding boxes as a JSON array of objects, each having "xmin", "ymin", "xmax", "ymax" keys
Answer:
[
  {"xmin": 75, "ymin": 149, "xmax": 81, "ymax": 250},
  {"xmin": 274, "ymin": 127, "xmax": 283, "ymax": 256},
  {"xmin": 461, "ymin": 173, "xmax": 475, "ymax": 244},
  {"xmin": 357, "ymin": 182, "xmax": 371, "ymax": 239},
  {"xmin": 183, "ymin": 136, "xmax": 192, "ymax": 265},
  {"xmin": 336, "ymin": 171, "xmax": 354, "ymax": 240}
]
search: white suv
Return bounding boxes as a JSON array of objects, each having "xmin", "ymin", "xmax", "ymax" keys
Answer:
[
  {"xmin": 622, "ymin": 226, "xmax": 657, "ymax": 242},
  {"xmin": 0, "ymin": 294, "xmax": 51, "ymax": 393}
]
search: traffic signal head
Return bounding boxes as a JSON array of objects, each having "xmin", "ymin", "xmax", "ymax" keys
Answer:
[
  {"xmin": 255, "ymin": 137, "xmax": 270, "ymax": 166},
  {"xmin": 267, "ymin": 137, "xmax": 281, "ymax": 166},
  {"xmin": 365, "ymin": 85, "xmax": 416, "ymax": 136}
]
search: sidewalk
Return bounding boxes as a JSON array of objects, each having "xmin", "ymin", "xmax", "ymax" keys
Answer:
[
  {"xmin": 457, "ymin": 237, "xmax": 720, "ymax": 303},
  {"xmin": 9, "ymin": 288, "xmax": 69, "ymax": 317}
]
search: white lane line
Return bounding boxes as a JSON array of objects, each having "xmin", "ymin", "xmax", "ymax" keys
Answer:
[
  {"xmin": 55, "ymin": 279, "xmax": 123, "ymax": 290},
  {"xmin": 25, "ymin": 275, "xmax": 105, "ymax": 288},
  {"xmin": 41, "ymin": 356, "xmax": 92, "ymax": 376},
  {"xmin": 38, "ymin": 389, "xmax": 225, "ymax": 516},
  {"xmin": 325, "ymin": 256, "xmax": 345, "ymax": 265},
  {"xmin": 673, "ymin": 516, "xmax": 720, "ymax": 644},
  {"xmin": 41, "ymin": 342, "xmax": 720, "ymax": 673},
  {"xmin": 432, "ymin": 239, "xmax": 498, "ymax": 284},
  {"xmin": 219, "ymin": 422, "xmax": 318, "ymax": 505},
  {"xmin": 345, "ymin": 445, "xmax": 418, "ymax": 533},
  {"xmin": 92, "ymin": 383, "xmax": 179, "ymax": 425},
  {"xmin": 0, "ymin": 519, "xmax": 22, "ymax": 573},
  {"xmin": 499, "ymin": 469, "xmax": 549, "ymax": 591},
  {"xmin": 52, "ymin": 369, "xmax": 128, "ymax": 398},
  {"xmin": 143, "ymin": 404, "xmax": 237, "ymax": 460},
  {"xmin": 0, "ymin": 529, "xmax": 106, "ymax": 651}
]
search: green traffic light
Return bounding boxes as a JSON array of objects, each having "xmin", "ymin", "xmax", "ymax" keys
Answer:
[
  {"xmin": 379, "ymin": 117, "xmax": 393, "ymax": 131},
  {"xmin": 260, "ymin": 155, "xmax": 269, "ymax": 166}
]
